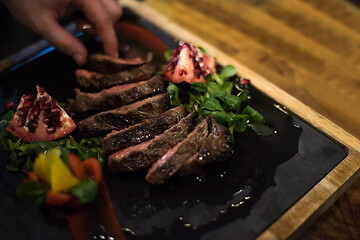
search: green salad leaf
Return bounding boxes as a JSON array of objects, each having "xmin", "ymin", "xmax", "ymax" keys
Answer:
[
  {"xmin": 242, "ymin": 106, "xmax": 263, "ymax": 123},
  {"xmin": 190, "ymin": 82, "xmax": 207, "ymax": 93},
  {"xmin": 167, "ymin": 82, "xmax": 182, "ymax": 107},
  {"xmin": 70, "ymin": 179, "xmax": 98, "ymax": 204},
  {"xmin": 164, "ymin": 49, "xmax": 174, "ymax": 61},
  {"xmin": 249, "ymin": 122, "xmax": 275, "ymax": 136},
  {"xmin": 166, "ymin": 61, "xmax": 274, "ymax": 136},
  {"xmin": 198, "ymin": 46, "xmax": 207, "ymax": 54},
  {"xmin": 202, "ymin": 97, "xmax": 224, "ymax": 112},
  {"xmin": 16, "ymin": 182, "xmax": 49, "ymax": 200},
  {"xmin": 220, "ymin": 65, "xmax": 237, "ymax": 79}
]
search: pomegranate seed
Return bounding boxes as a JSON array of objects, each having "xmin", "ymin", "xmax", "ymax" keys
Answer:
[
  {"xmin": 33, "ymin": 105, "xmax": 40, "ymax": 116},
  {"xmin": 29, "ymin": 112, "xmax": 35, "ymax": 121},
  {"xmin": 37, "ymin": 86, "xmax": 45, "ymax": 94},
  {"xmin": 46, "ymin": 127, "xmax": 56, "ymax": 134},
  {"xmin": 240, "ymin": 78, "xmax": 250, "ymax": 85},
  {"xmin": 179, "ymin": 69, "xmax": 187, "ymax": 76},
  {"xmin": 194, "ymin": 69, "xmax": 201, "ymax": 78},
  {"xmin": 40, "ymin": 98, "xmax": 50, "ymax": 109},
  {"xmin": 22, "ymin": 101, "xmax": 33, "ymax": 109},
  {"xmin": 43, "ymin": 103, "xmax": 51, "ymax": 111},
  {"xmin": 43, "ymin": 118, "xmax": 52, "ymax": 125},
  {"xmin": 17, "ymin": 119, "xmax": 25, "ymax": 127},
  {"xmin": 28, "ymin": 122, "xmax": 38, "ymax": 132},
  {"xmin": 50, "ymin": 108, "xmax": 60, "ymax": 115},
  {"xmin": 23, "ymin": 94, "xmax": 33, "ymax": 101},
  {"xmin": 4, "ymin": 101, "xmax": 14, "ymax": 112},
  {"xmin": 16, "ymin": 107, "xmax": 27, "ymax": 118}
]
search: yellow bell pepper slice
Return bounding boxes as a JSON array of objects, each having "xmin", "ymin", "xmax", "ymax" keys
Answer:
[
  {"xmin": 33, "ymin": 151, "xmax": 55, "ymax": 183},
  {"xmin": 33, "ymin": 148, "xmax": 80, "ymax": 193}
]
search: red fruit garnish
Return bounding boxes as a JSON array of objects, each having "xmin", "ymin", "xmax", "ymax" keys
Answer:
[
  {"xmin": 240, "ymin": 78, "xmax": 250, "ymax": 86},
  {"xmin": 163, "ymin": 41, "xmax": 215, "ymax": 84},
  {"xmin": 6, "ymin": 85, "xmax": 76, "ymax": 142},
  {"xmin": 4, "ymin": 100, "xmax": 14, "ymax": 112}
]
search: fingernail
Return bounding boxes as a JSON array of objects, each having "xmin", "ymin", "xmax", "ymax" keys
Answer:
[
  {"xmin": 73, "ymin": 53, "xmax": 84, "ymax": 65},
  {"xmin": 81, "ymin": 23, "xmax": 93, "ymax": 31}
]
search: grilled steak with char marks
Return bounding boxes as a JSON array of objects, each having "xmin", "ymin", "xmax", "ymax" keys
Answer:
[
  {"xmin": 146, "ymin": 116, "xmax": 211, "ymax": 184},
  {"xmin": 76, "ymin": 63, "xmax": 157, "ymax": 91},
  {"xmin": 178, "ymin": 116, "xmax": 233, "ymax": 176},
  {"xmin": 87, "ymin": 53, "xmax": 153, "ymax": 74},
  {"xmin": 107, "ymin": 109, "xmax": 196, "ymax": 172},
  {"xmin": 101, "ymin": 106, "xmax": 187, "ymax": 152},
  {"xmin": 77, "ymin": 93, "xmax": 169, "ymax": 138},
  {"xmin": 67, "ymin": 75, "xmax": 165, "ymax": 113}
]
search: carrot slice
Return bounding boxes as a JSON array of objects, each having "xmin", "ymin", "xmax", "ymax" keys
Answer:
[
  {"xmin": 83, "ymin": 158, "xmax": 102, "ymax": 184},
  {"xmin": 46, "ymin": 191, "xmax": 72, "ymax": 206},
  {"xmin": 24, "ymin": 171, "xmax": 39, "ymax": 182},
  {"xmin": 68, "ymin": 153, "xmax": 85, "ymax": 179}
]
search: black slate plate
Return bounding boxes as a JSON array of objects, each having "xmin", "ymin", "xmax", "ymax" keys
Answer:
[{"xmin": 0, "ymin": 9, "xmax": 347, "ymax": 240}]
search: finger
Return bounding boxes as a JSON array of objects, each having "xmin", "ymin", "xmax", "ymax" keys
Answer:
[
  {"xmin": 101, "ymin": 0, "xmax": 122, "ymax": 21},
  {"xmin": 76, "ymin": 0, "xmax": 122, "ymax": 35},
  {"xmin": 75, "ymin": 0, "xmax": 122, "ymax": 37},
  {"xmin": 38, "ymin": 18, "xmax": 88, "ymax": 65},
  {"xmin": 74, "ymin": 0, "xmax": 119, "ymax": 58}
]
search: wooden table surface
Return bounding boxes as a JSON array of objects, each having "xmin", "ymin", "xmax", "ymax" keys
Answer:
[{"xmin": 132, "ymin": 0, "xmax": 360, "ymax": 239}]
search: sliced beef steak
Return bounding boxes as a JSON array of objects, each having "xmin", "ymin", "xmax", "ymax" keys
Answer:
[
  {"xmin": 87, "ymin": 53, "xmax": 153, "ymax": 74},
  {"xmin": 67, "ymin": 75, "xmax": 165, "ymax": 113},
  {"xmin": 178, "ymin": 117, "xmax": 233, "ymax": 176},
  {"xmin": 77, "ymin": 93, "xmax": 169, "ymax": 138},
  {"xmin": 107, "ymin": 109, "xmax": 196, "ymax": 173},
  {"xmin": 76, "ymin": 63, "xmax": 157, "ymax": 91},
  {"xmin": 101, "ymin": 106, "xmax": 187, "ymax": 152},
  {"xmin": 146, "ymin": 116, "xmax": 211, "ymax": 184}
]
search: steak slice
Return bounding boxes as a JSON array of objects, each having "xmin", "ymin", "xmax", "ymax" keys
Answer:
[
  {"xmin": 107, "ymin": 109, "xmax": 196, "ymax": 173},
  {"xmin": 67, "ymin": 75, "xmax": 165, "ymax": 113},
  {"xmin": 101, "ymin": 106, "xmax": 187, "ymax": 152},
  {"xmin": 178, "ymin": 117, "xmax": 233, "ymax": 176},
  {"xmin": 146, "ymin": 116, "xmax": 211, "ymax": 184},
  {"xmin": 87, "ymin": 53, "xmax": 153, "ymax": 74},
  {"xmin": 77, "ymin": 93, "xmax": 169, "ymax": 138},
  {"xmin": 76, "ymin": 63, "xmax": 157, "ymax": 91}
]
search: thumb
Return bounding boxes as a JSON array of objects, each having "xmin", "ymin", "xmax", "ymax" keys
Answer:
[{"xmin": 39, "ymin": 19, "xmax": 88, "ymax": 65}]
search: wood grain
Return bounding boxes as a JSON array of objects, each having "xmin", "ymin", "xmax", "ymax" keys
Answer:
[
  {"xmin": 298, "ymin": 176, "xmax": 360, "ymax": 240},
  {"xmin": 119, "ymin": 0, "xmax": 360, "ymax": 239},
  {"xmin": 136, "ymin": 0, "xmax": 360, "ymax": 141}
]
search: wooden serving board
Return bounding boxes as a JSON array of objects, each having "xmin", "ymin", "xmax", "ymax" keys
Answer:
[{"xmin": 119, "ymin": 0, "xmax": 360, "ymax": 239}]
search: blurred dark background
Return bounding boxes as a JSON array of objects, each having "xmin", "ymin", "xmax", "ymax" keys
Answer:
[
  {"xmin": 0, "ymin": 3, "xmax": 75, "ymax": 60},
  {"xmin": 0, "ymin": 3, "xmax": 40, "ymax": 60}
]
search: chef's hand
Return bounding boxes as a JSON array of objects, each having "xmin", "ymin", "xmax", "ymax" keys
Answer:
[{"xmin": 2, "ymin": 0, "xmax": 122, "ymax": 65}]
